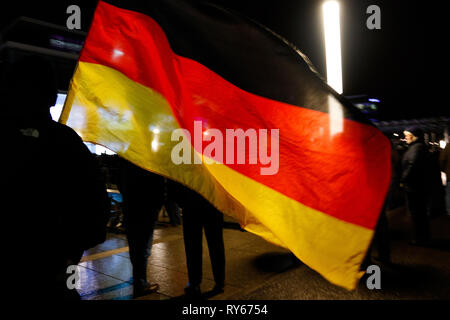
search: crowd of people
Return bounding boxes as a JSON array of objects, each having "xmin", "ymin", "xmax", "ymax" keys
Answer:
[
  {"xmin": 3, "ymin": 55, "xmax": 449, "ymax": 300},
  {"xmin": 398, "ymin": 127, "xmax": 449, "ymax": 244},
  {"xmin": 116, "ymin": 159, "xmax": 225, "ymax": 299},
  {"xmin": 363, "ymin": 125, "xmax": 449, "ymax": 268}
]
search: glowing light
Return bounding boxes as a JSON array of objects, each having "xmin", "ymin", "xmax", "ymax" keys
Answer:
[
  {"xmin": 50, "ymin": 104, "xmax": 64, "ymax": 122},
  {"xmin": 50, "ymin": 93, "xmax": 67, "ymax": 121},
  {"xmin": 440, "ymin": 140, "xmax": 447, "ymax": 149},
  {"xmin": 149, "ymin": 125, "xmax": 162, "ymax": 134},
  {"xmin": 393, "ymin": 133, "xmax": 399, "ymax": 137},
  {"xmin": 67, "ymin": 104, "xmax": 87, "ymax": 133},
  {"xmin": 322, "ymin": 1, "xmax": 343, "ymax": 94},
  {"xmin": 152, "ymin": 139, "xmax": 159, "ymax": 151},
  {"xmin": 84, "ymin": 142, "xmax": 115, "ymax": 155},
  {"xmin": 112, "ymin": 49, "xmax": 124, "ymax": 60},
  {"xmin": 95, "ymin": 145, "xmax": 115, "ymax": 155},
  {"xmin": 369, "ymin": 98, "xmax": 380, "ymax": 103},
  {"xmin": 328, "ymin": 95, "xmax": 343, "ymax": 136}
]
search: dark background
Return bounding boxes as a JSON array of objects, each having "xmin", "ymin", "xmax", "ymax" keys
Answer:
[{"xmin": 1, "ymin": 0, "xmax": 448, "ymax": 120}]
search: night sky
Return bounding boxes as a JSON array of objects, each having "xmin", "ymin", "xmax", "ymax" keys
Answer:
[{"xmin": 1, "ymin": 0, "xmax": 448, "ymax": 120}]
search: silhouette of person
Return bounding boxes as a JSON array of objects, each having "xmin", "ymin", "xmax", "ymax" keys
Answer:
[
  {"xmin": 168, "ymin": 180, "xmax": 225, "ymax": 299},
  {"xmin": 116, "ymin": 157, "xmax": 165, "ymax": 298},
  {"xmin": 3, "ymin": 55, "xmax": 110, "ymax": 300},
  {"xmin": 401, "ymin": 127, "xmax": 431, "ymax": 245}
]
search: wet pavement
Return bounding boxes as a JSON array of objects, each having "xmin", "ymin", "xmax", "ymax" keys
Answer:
[{"xmin": 77, "ymin": 206, "xmax": 450, "ymax": 300}]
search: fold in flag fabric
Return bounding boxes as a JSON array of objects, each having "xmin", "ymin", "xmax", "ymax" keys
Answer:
[{"xmin": 61, "ymin": 0, "xmax": 391, "ymax": 290}]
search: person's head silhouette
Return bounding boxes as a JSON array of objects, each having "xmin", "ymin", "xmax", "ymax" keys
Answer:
[
  {"xmin": 5, "ymin": 55, "xmax": 58, "ymax": 120},
  {"xmin": 403, "ymin": 126, "xmax": 423, "ymax": 145}
]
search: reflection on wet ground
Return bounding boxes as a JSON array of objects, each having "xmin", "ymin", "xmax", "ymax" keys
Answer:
[{"xmin": 77, "ymin": 208, "xmax": 450, "ymax": 300}]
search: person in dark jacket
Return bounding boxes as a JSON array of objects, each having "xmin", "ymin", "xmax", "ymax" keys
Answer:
[
  {"xmin": 3, "ymin": 56, "xmax": 110, "ymax": 299},
  {"xmin": 117, "ymin": 158, "xmax": 165, "ymax": 298},
  {"xmin": 401, "ymin": 127, "xmax": 431, "ymax": 245},
  {"xmin": 168, "ymin": 181, "xmax": 225, "ymax": 299}
]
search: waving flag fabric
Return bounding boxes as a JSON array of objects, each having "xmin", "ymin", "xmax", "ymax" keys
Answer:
[{"xmin": 61, "ymin": 0, "xmax": 391, "ymax": 290}]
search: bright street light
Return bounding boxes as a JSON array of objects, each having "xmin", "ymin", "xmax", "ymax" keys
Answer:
[{"xmin": 322, "ymin": 1, "xmax": 343, "ymax": 94}]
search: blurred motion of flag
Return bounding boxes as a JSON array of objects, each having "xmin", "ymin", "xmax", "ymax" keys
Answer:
[{"xmin": 61, "ymin": 0, "xmax": 391, "ymax": 290}]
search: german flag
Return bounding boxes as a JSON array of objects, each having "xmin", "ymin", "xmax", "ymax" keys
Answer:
[{"xmin": 61, "ymin": 0, "xmax": 391, "ymax": 290}]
